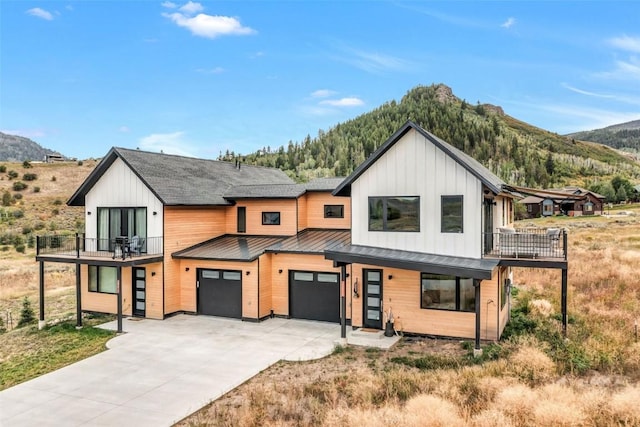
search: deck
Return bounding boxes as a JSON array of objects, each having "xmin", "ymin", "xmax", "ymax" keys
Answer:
[{"xmin": 483, "ymin": 227, "xmax": 567, "ymax": 265}]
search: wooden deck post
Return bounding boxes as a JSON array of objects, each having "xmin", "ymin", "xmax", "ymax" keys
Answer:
[
  {"xmin": 38, "ymin": 261, "xmax": 46, "ymax": 330},
  {"xmin": 76, "ymin": 263, "xmax": 82, "ymax": 328},
  {"xmin": 117, "ymin": 266, "xmax": 123, "ymax": 333},
  {"xmin": 474, "ymin": 279, "xmax": 482, "ymax": 357},
  {"xmin": 340, "ymin": 264, "xmax": 347, "ymax": 339},
  {"xmin": 561, "ymin": 267, "xmax": 568, "ymax": 337}
]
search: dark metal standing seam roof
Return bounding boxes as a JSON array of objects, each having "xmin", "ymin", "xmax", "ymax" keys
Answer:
[
  {"xmin": 333, "ymin": 121, "xmax": 506, "ymax": 197},
  {"xmin": 68, "ymin": 147, "xmax": 294, "ymax": 206},
  {"xmin": 325, "ymin": 244, "xmax": 499, "ymax": 280},
  {"xmin": 172, "ymin": 235, "xmax": 286, "ymax": 261},
  {"xmin": 266, "ymin": 229, "xmax": 351, "ymax": 254}
]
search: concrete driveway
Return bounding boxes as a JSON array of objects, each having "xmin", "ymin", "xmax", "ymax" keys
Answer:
[{"xmin": 0, "ymin": 315, "xmax": 341, "ymax": 426}]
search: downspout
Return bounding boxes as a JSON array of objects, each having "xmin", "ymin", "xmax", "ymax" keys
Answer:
[
  {"xmin": 257, "ymin": 257, "xmax": 260, "ymax": 320},
  {"xmin": 38, "ymin": 261, "xmax": 45, "ymax": 330},
  {"xmin": 340, "ymin": 263, "xmax": 347, "ymax": 339},
  {"xmin": 474, "ymin": 279, "xmax": 482, "ymax": 357}
]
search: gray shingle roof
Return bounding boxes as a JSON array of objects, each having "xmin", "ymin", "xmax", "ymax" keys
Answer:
[
  {"xmin": 223, "ymin": 177, "xmax": 347, "ymax": 199},
  {"xmin": 303, "ymin": 177, "xmax": 346, "ymax": 191},
  {"xmin": 333, "ymin": 121, "xmax": 506, "ymax": 197},
  {"xmin": 68, "ymin": 148, "xmax": 294, "ymax": 206},
  {"xmin": 172, "ymin": 235, "xmax": 286, "ymax": 261}
]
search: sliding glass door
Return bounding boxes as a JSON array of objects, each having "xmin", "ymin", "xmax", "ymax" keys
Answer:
[{"xmin": 97, "ymin": 207, "xmax": 147, "ymax": 251}]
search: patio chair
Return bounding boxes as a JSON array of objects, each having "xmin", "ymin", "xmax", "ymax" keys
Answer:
[{"xmin": 127, "ymin": 235, "xmax": 142, "ymax": 256}]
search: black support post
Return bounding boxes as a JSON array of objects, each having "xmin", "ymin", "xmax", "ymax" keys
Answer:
[
  {"xmin": 76, "ymin": 263, "xmax": 82, "ymax": 328},
  {"xmin": 340, "ymin": 264, "xmax": 347, "ymax": 339},
  {"xmin": 474, "ymin": 279, "xmax": 481, "ymax": 355},
  {"xmin": 561, "ymin": 268, "xmax": 568, "ymax": 337},
  {"xmin": 39, "ymin": 261, "xmax": 45, "ymax": 330},
  {"xmin": 117, "ymin": 266, "xmax": 123, "ymax": 333}
]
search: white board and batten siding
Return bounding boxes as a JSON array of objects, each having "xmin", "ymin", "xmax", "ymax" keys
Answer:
[
  {"xmin": 351, "ymin": 128, "xmax": 484, "ymax": 259},
  {"xmin": 84, "ymin": 158, "xmax": 164, "ymax": 239}
]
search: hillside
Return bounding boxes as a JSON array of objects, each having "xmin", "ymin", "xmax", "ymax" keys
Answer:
[
  {"xmin": 0, "ymin": 132, "xmax": 64, "ymax": 162},
  {"xmin": 567, "ymin": 119, "xmax": 640, "ymax": 153},
  {"xmin": 233, "ymin": 84, "xmax": 640, "ymax": 188}
]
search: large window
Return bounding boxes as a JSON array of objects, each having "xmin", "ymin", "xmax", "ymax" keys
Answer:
[
  {"xmin": 324, "ymin": 204, "xmax": 344, "ymax": 218},
  {"xmin": 88, "ymin": 266, "xmax": 117, "ymax": 294},
  {"xmin": 421, "ymin": 273, "xmax": 475, "ymax": 312},
  {"xmin": 441, "ymin": 195, "xmax": 463, "ymax": 233},
  {"xmin": 237, "ymin": 207, "xmax": 246, "ymax": 233},
  {"xmin": 97, "ymin": 207, "xmax": 147, "ymax": 251},
  {"xmin": 368, "ymin": 196, "xmax": 419, "ymax": 231},
  {"xmin": 262, "ymin": 212, "xmax": 281, "ymax": 225}
]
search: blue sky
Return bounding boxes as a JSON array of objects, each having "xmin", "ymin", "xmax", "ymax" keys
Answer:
[{"xmin": 1, "ymin": 1, "xmax": 639, "ymax": 160}]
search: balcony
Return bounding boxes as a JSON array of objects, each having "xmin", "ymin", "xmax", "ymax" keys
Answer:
[
  {"xmin": 36, "ymin": 234, "xmax": 164, "ymax": 263},
  {"xmin": 483, "ymin": 227, "xmax": 567, "ymax": 261}
]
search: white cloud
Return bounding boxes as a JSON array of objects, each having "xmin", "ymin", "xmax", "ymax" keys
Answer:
[
  {"xmin": 501, "ymin": 17, "xmax": 516, "ymax": 29},
  {"xmin": 161, "ymin": 1, "xmax": 177, "ymax": 9},
  {"xmin": 162, "ymin": 11, "xmax": 256, "ymax": 39},
  {"xmin": 596, "ymin": 57, "xmax": 640, "ymax": 81},
  {"xmin": 609, "ymin": 35, "xmax": 640, "ymax": 53},
  {"xmin": 139, "ymin": 131, "xmax": 196, "ymax": 157},
  {"xmin": 179, "ymin": 1, "xmax": 203, "ymax": 14},
  {"xmin": 333, "ymin": 45, "xmax": 410, "ymax": 74},
  {"xmin": 319, "ymin": 97, "xmax": 364, "ymax": 107},
  {"xmin": 26, "ymin": 7, "xmax": 54, "ymax": 20},
  {"xmin": 561, "ymin": 83, "xmax": 615, "ymax": 99},
  {"xmin": 311, "ymin": 89, "xmax": 336, "ymax": 98},
  {"xmin": 119, "ymin": 126, "xmax": 130, "ymax": 133},
  {"xmin": 196, "ymin": 66, "xmax": 225, "ymax": 74}
]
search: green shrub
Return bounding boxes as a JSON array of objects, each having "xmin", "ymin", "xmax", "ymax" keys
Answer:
[
  {"xmin": 15, "ymin": 244, "xmax": 25, "ymax": 253},
  {"xmin": 7, "ymin": 170, "xmax": 18, "ymax": 179},
  {"xmin": 33, "ymin": 186, "xmax": 40, "ymax": 193},
  {"xmin": 51, "ymin": 208, "xmax": 59, "ymax": 216},
  {"xmin": 0, "ymin": 165, "xmax": 6, "ymax": 173},
  {"xmin": 22, "ymin": 160, "xmax": 32, "ymax": 169},
  {"xmin": 27, "ymin": 234, "xmax": 35, "ymax": 248},
  {"xmin": 23, "ymin": 173, "xmax": 37, "ymax": 181},
  {"xmin": 51, "ymin": 176, "xmax": 57, "ymax": 182},
  {"xmin": 77, "ymin": 160, "xmax": 83, "ymax": 166},
  {"xmin": 12, "ymin": 209, "xmax": 24, "ymax": 219},
  {"xmin": 22, "ymin": 226, "xmax": 32, "ymax": 235},
  {"xmin": 2, "ymin": 191, "xmax": 11, "ymax": 206},
  {"xmin": 17, "ymin": 297, "xmax": 36, "ymax": 327},
  {"xmin": 12, "ymin": 181, "xmax": 27, "ymax": 191},
  {"xmin": 53, "ymin": 199, "xmax": 63, "ymax": 205},
  {"xmin": 13, "ymin": 193, "xmax": 22, "ymax": 200},
  {"xmin": 34, "ymin": 221, "xmax": 45, "ymax": 231},
  {"xmin": 0, "ymin": 246, "xmax": 9, "ymax": 252}
]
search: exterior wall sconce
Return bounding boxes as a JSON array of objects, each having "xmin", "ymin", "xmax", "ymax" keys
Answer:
[
  {"xmin": 151, "ymin": 271, "xmax": 156, "ymax": 276},
  {"xmin": 185, "ymin": 267, "xmax": 190, "ymax": 272},
  {"xmin": 388, "ymin": 275, "xmax": 393, "ymax": 280},
  {"xmin": 246, "ymin": 271, "xmax": 250, "ymax": 276},
  {"xmin": 278, "ymin": 269, "xmax": 283, "ymax": 274},
  {"xmin": 153, "ymin": 211, "xmax": 158, "ymax": 215},
  {"xmin": 87, "ymin": 212, "xmax": 91, "ymax": 215}
]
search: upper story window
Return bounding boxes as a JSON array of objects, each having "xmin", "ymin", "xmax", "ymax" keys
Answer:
[
  {"xmin": 324, "ymin": 204, "xmax": 344, "ymax": 218},
  {"xmin": 237, "ymin": 207, "xmax": 246, "ymax": 233},
  {"xmin": 97, "ymin": 207, "xmax": 147, "ymax": 251},
  {"xmin": 441, "ymin": 195, "xmax": 463, "ymax": 233},
  {"xmin": 421, "ymin": 273, "xmax": 475, "ymax": 312},
  {"xmin": 368, "ymin": 196, "xmax": 419, "ymax": 232},
  {"xmin": 262, "ymin": 212, "xmax": 281, "ymax": 225}
]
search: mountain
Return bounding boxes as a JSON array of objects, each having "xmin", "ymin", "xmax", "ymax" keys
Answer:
[
  {"xmin": 567, "ymin": 119, "xmax": 640, "ymax": 153},
  {"xmin": 0, "ymin": 132, "xmax": 63, "ymax": 162},
  {"xmin": 231, "ymin": 84, "xmax": 640, "ymax": 188}
]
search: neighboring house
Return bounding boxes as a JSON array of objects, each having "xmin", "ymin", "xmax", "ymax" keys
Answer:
[
  {"xmin": 36, "ymin": 122, "xmax": 569, "ymax": 350},
  {"xmin": 519, "ymin": 187, "xmax": 605, "ymax": 218}
]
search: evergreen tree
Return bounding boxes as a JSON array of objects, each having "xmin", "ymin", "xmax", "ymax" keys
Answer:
[
  {"xmin": 17, "ymin": 296, "xmax": 35, "ymax": 327},
  {"xmin": 616, "ymin": 185, "xmax": 628, "ymax": 203}
]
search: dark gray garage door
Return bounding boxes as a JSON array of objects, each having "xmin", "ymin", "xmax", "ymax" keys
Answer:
[
  {"xmin": 289, "ymin": 271, "xmax": 339, "ymax": 323},
  {"xmin": 198, "ymin": 269, "xmax": 242, "ymax": 318}
]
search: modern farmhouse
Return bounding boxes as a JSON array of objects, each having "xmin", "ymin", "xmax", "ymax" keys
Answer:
[{"xmin": 36, "ymin": 121, "xmax": 569, "ymax": 350}]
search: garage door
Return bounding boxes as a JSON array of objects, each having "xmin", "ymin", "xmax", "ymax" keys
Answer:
[
  {"xmin": 289, "ymin": 271, "xmax": 339, "ymax": 323},
  {"xmin": 198, "ymin": 269, "xmax": 242, "ymax": 318}
]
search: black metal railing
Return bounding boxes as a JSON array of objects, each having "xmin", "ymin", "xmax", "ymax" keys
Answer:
[
  {"xmin": 37, "ymin": 233, "xmax": 163, "ymax": 259},
  {"xmin": 483, "ymin": 227, "xmax": 567, "ymax": 260}
]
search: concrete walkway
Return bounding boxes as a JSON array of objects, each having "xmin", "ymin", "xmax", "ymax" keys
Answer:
[{"xmin": 0, "ymin": 315, "xmax": 341, "ymax": 426}]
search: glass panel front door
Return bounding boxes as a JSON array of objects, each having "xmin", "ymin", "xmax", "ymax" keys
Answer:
[
  {"xmin": 132, "ymin": 267, "xmax": 146, "ymax": 317},
  {"xmin": 363, "ymin": 269, "xmax": 383, "ymax": 329}
]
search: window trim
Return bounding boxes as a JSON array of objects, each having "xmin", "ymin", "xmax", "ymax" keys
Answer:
[
  {"xmin": 420, "ymin": 273, "xmax": 475, "ymax": 312},
  {"xmin": 441, "ymin": 195, "xmax": 464, "ymax": 233},
  {"xmin": 97, "ymin": 207, "xmax": 147, "ymax": 252},
  {"xmin": 237, "ymin": 206, "xmax": 246, "ymax": 233},
  {"xmin": 88, "ymin": 265, "xmax": 118, "ymax": 294},
  {"xmin": 368, "ymin": 196, "xmax": 420, "ymax": 232},
  {"xmin": 262, "ymin": 211, "xmax": 281, "ymax": 225},
  {"xmin": 324, "ymin": 204, "xmax": 344, "ymax": 219}
]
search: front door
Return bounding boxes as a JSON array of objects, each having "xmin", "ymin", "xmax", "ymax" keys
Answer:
[
  {"xmin": 483, "ymin": 200, "xmax": 494, "ymax": 254},
  {"xmin": 132, "ymin": 267, "xmax": 146, "ymax": 317},
  {"xmin": 363, "ymin": 269, "xmax": 383, "ymax": 329}
]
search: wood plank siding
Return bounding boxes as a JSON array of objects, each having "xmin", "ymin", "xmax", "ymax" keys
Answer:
[
  {"xmin": 258, "ymin": 253, "xmax": 273, "ymax": 319},
  {"xmin": 349, "ymin": 264, "xmax": 502, "ymax": 340},
  {"xmin": 178, "ymin": 259, "xmax": 259, "ymax": 319},
  {"xmin": 302, "ymin": 192, "xmax": 351, "ymax": 229},
  {"xmin": 164, "ymin": 206, "xmax": 227, "ymax": 314},
  {"xmin": 225, "ymin": 199, "xmax": 298, "ymax": 236},
  {"xmin": 351, "ymin": 128, "xmax": 483, "ymax": 259}
]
